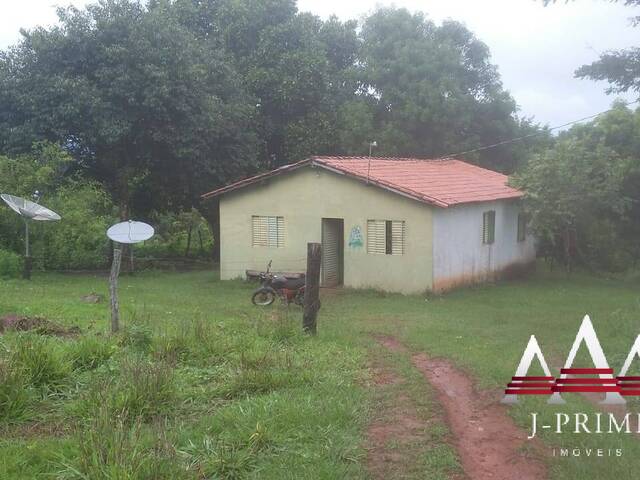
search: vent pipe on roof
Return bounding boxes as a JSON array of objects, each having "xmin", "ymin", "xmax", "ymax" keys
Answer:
[{"xmin": 367, "ymin": 141, "xmax": 377, "ymax": 184}]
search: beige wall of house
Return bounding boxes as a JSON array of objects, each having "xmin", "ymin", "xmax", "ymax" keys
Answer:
[{"xmin": 219, "ymin": 166, "xmax": 434, "ymax": 293}]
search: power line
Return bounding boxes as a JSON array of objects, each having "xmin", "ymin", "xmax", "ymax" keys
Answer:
[{"xmin": 439, "ymin": 98, "xmax": 640, "ymax": 159}]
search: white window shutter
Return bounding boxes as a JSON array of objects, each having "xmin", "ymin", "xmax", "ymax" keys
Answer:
[
  {"xmin": 252, "ymin": 216, "xmax": 284, "ymax": 248},
  {"xmin": 391, "ymin": 221, "xmax": 405, "ymax": 255},
  {"xmin": 367, "ymin": 220, "xmax": 386, "ymax": 254}
]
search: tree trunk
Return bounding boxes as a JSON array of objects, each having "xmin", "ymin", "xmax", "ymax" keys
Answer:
[
  {"xmin": 185, "ymin": 223, "xmax": 193, "ymax": 258},
  {"xmin": 198, "ymin": 199, "xmax": 220, "ymax": 262},
  {"xmin": 198, "ymin": 228, "xmax": 204, "ymax": 255}
]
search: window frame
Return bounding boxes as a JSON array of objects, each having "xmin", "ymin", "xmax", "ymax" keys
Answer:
[
  {"xmin": 517, "ymin": 213, "xmax": 527, "ymax": 243},
  {"xmin": 367, "ymin": 219, "xmax": 405, "ymax": 255},
  {"xmin": 251, "ymin": 215, "xmax": 284, "ymax": 248},
  {"xmin": 482, "ymin": 210, "xmax": 496, "ymax": 245}
]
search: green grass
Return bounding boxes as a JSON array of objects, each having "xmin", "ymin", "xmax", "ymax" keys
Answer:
[
  {"xmin": 322, "ymin": 267, "xmax": 640, "ymax": 480},
  {"xmin": 0, "ymin": 272, "xmax": 368, "ymax": 479},
  {"xmin": 1, "ymin": 267, "xmax": 640, "ymax": 478}
]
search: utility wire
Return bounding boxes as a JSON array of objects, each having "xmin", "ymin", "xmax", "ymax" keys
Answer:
[{"xmin": 439, "ymin": 98, "xmax": 640, "ymax": 159}]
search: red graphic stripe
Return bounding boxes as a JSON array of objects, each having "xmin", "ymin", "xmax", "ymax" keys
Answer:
[
  {"xmin": 504, "ymin": 389, "xmax": 553, "ymax": 395},
  {"xmin": 620, "ymin": 390, "xmax": 640, "ymax": 396},
  {"xmin": 552, "ymin": 386, "xmax": 621, "ymax": 393},
  {"xmin": 618, "ymin": 383, "xmax": 640, "ymax": 388},
  {"xmin": 511, "ymin": 376, "xmax": 554, "ymax": 381},
  {"xmin": 560, "ymin": 368, "xmax": 613, "ymax": 375},
  {"xmin": 508, "ymin": 382, "xmax": 555, "ymax": 388},
  {"xmin": 556, "ymin": 378, "xmax": 618, "ymax": 385},
  {"xmin": 617, "ymin": 376, "xmax": 640, "ymax": 381}
]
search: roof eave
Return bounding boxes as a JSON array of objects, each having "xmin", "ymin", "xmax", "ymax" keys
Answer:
[{"xmin": 200, "ymin": 158, "xmax": 311, "ymax": 200}]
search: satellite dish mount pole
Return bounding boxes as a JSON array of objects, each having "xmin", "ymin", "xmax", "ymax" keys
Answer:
[
  {"xmin": 106, "ymin": 220, "xmax": 154, "ymax": 334},
  {"xmin": 23, "ymin": 219, "xmax": 31, "ymax": 280},
  {"xmin": 109, "ymin": 243, "xmax": 122, "ymax": 333}
]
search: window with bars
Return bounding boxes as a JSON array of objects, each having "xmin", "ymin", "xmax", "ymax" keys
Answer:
[
  {"xmin": 252, "ymin": 215, "xmax": 284, "ymax": 248},
  {"xmin": 482, "ymin": 210, "xmax": 495, "ymax": 245},
  {"xmin": 367, "ymin": 220, "xmax": 405, "ymax": 255},
  {"xmin": 517, "ymin": 213, "xmax": 527, "ymax": 242}
]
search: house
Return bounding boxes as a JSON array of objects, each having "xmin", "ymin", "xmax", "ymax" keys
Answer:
[{"xmin": 201, "ymin": 156, "xmax": 536, "ymax": 294}]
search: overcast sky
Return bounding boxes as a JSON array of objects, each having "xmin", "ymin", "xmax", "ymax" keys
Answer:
[{"xmin": 1, "ymin": 0, "xmax": 638, "ymax": 128}]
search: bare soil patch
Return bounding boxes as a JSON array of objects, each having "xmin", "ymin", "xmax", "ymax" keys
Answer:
[
  {"xmin": 412, "ymin": 352, "xmax": 547, "ymax": 480},
  {"xmin": 0, "ymin": 314, "xmax": 80, "ymax": 337}
]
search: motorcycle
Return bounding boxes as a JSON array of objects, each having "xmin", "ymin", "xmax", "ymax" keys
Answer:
[{"xmin": 251, "ymin": 260, "xmax": 306, "ymax": 306}]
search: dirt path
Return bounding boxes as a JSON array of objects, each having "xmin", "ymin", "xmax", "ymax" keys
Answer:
[
  {"xmin": 375, "ymin": 335, "xmax": 547, "ymax": 480},
  {"xmin": 365, "ymin": 361, "xmax": 429, "ymax": 479}
]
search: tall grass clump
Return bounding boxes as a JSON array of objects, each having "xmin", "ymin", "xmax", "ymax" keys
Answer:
[
  {"xmin": 10, "ymin": 334, "xmax": 70, "ymax": 390},
  {"xmin": 58, "ymin": 407, "xmax": 183, "ymax": 480},
  {"xmin": 120, "ymin": 322, "xmax": 153, "ymax": 353},
  {"xmin": 184, "ymin": 436, "xmax": 257, "ymax": 480},
  {"xmin": 79, "ymin": 357, "xmax": 175, "ymax": 423},
  {"xmin": 68, "ymin": 335, "xmax": 116, "ymax": 371},
  {"xmin": 153, "ymin": 317, "xmax": 230, "ymax": 366},
  {"xmin": 0, "ymin": 359, "xmax": 32, "ymax": 421},
  {"xmin": 221, "ymin": 349, "xmax": 298, "ymax": 399}
]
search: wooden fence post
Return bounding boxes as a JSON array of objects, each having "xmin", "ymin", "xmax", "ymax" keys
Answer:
[
  {"xmin": 110, "ymin": 246, "xmax": 122, "ymax": 333},
  {"xmin": 303, "ymin": 242, "xmax": 321, "ymax": 335}
]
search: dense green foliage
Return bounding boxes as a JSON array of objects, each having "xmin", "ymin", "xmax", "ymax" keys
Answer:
[
  {"xmin": 0, "ymin": 1, "xmax": 534, "ymax": 215},
  {"xmin": 0, "ymin": 0, "xmax": 258, "ymax": 217},
  {"xmin": 514, "ymin": 102, "xmax": 640, "ymax": 271},
  {"xmin": 0, "ymin": 250, "xmax": 22, "ymax": 279},
  {"xmin": 0, "ymin": 0, "xmax": 546, "ymax": 270},
  {"xmin": 0, "ymin": 143, "xmax": 213, "ymax": 270},
  {"xmin": 0, "ymin": 144, "xmax": 114, "ymax": 270}
]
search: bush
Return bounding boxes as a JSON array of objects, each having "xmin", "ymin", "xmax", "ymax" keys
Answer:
[
  {"xmin": 0, "ymin": 249, "xmax": 22, "ymax": 279},
  {"xmin": 36, "ymin": 181, "xmax": 114, "ymax": 270}
]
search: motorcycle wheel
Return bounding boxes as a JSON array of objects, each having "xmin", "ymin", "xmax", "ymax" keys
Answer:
[{"xmin": 252, "ymin": 287, "xmax": 276, "ymax": 306}]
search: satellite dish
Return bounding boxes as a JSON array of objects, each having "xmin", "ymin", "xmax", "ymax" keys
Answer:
[
  {"xmin": 106, "ymin": 220, "xmax": 155, "ymax": 333},
  {"xmin": 1, "ymin": 192, "xmax": 62, "ymax": 280},
  {"xmin": 1, "ymin": 194, "xmax": 61, "ymax": 221},
  {"xmin": 107, "ymin": 221, "xmax": 154, "ymax": 244}
]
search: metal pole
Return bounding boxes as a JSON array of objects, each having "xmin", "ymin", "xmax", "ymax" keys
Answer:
[{"xmin": 25, "ymin": 221, "xmax": 29, "ymax": 257}]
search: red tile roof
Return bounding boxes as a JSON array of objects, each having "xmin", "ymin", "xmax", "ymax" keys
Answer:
[{"xmin": 201, "ymin": 156, "xmax": 523, "ymax": 208}]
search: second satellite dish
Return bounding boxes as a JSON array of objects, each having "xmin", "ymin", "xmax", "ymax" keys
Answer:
[
  {"xmin": 1, "ymin": 194, "xmax": 61, "ymax": 221},
  {"xmin": 107, "ymin": 221, "xmax": 154, "ymax": 244}
]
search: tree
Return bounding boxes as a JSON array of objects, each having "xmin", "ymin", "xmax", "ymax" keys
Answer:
[
  {"xmin": 0, "ymin": 0, "xmax": 258, "ymax": 220},
  {"xmin": 357, "ymin": 8, "xmax": 533, "ymax": 172},
  {"xmin": 174, "ymin": 0, "xmax": 360, "ymax": 167},
  {"xmin": 513, "ymin": 102, "xmax": 640, "ymax": 271}
]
